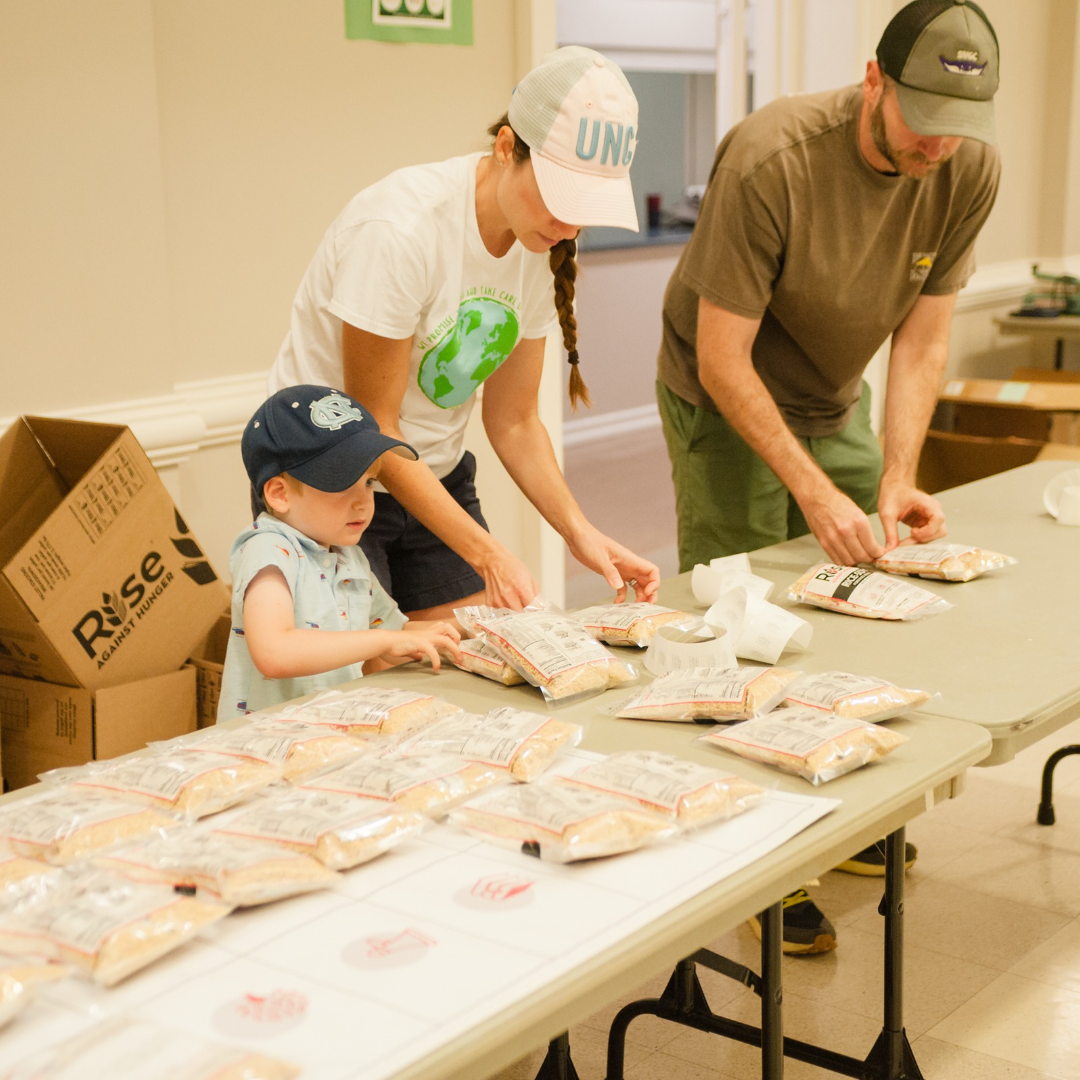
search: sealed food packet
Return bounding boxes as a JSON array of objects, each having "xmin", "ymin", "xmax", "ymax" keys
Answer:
[
  {"xmin": 699, "ymin": 706, "xmax": 907, "ymax": 785},
  {"xmin": 450, "ymin": 781, "xmax": 677, "ymax": 862},
  {"xmin": 0, "ymin": 1015, "xmax": 300, "ymax": 1080},
  {"xmin": 279, "ymin": 686, "xmax": 462, "ymax": 737},
  {"xmin": 562, "ymin": 750, "xmax": 764, "ymax": 828},
  {"xmin": 216, "ymin": 788, "xmax": 424, "ymax": 870},
  {"xmin": 95, "ymin": 829, "xmax": 338, "ymax": 906},
  {"xmin": 457, "ymin": 606, "xmax": 637, "ymax": 704},
  {"xmin": 0, "ymin": 853, "xmax": 55, "ymax": 892},
  {"xmin": 786, "ymin": 563, "xmax": 952, "ymax": 620},
  {"xmin": 44, "ymin": 752, "xmax": 281, "ymax": 820},
  {"xmin": 453, "ymin": 638, "xmax": 526, "ymax": 686},
  {"xmin": 783, "ymin": 671, "xmax": 933, "ymax": 722},
  {"xmin": 215, "ymin": 788, "xmax": 424, "ymax": 870},
  {"xmin": 395, "ymin": 707, "xmax": 581, "ymax": 782},
  {"xmin": 0, "ymin": 867, "xmax": 229, "ymax": 986},
  {"xmin": 0, "ymin": 788, "xmax": 176, "ymax": 865},
  {"xmin": 159, "ymin": 719, "xmax": 368, "ymax": 782},
  {"xmin": 614, "ymin": 666, "xmax": 801, "ymax": 722},
  {"xmin": 570, "ymin": 603, "xmax": 698, "ymax": 647},
  {"xmin": 0, "ymin": 960, "xmax": 67, "ymax": 1031},
  {"xmin": 302, "ymin": 753, "xmax": 506, "ymax": 817},
  {"xmin": 873, "ymin": 543, "xmax": 1016, "ymax": 582}
]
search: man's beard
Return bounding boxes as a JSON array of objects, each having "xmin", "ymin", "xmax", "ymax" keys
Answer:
[{"xmin": 870, "ymin": 96, "xmax": 952, "ymax": 176}]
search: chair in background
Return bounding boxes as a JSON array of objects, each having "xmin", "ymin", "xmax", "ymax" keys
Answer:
[{"xmin": 916, "ymin": 429, "xmax": 1045, "ymax": 495}]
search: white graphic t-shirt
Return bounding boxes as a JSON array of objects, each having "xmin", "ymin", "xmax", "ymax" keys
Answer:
[{"xmin": 268, "ymin": 152, "xmax": 559, "ymax": 478}]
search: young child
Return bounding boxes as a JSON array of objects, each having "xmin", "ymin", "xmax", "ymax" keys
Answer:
[{"xmin": 218, "ymin": 384, "xmax": 462, "ymax": 720}]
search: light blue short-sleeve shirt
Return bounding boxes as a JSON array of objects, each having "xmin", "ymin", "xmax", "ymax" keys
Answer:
[{"xmin": 217, "ymin": 514, "xmax": 407, "ymax": 720}]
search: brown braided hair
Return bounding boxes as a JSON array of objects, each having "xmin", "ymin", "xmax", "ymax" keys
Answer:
[{"xmin": 488, "ymin": 115, "xmax": 591, "ymax": 410}]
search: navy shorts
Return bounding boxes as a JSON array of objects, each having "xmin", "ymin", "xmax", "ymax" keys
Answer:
[{"xmin": 360, "ymin": 451, "xmax": 489, "ymax": 613}]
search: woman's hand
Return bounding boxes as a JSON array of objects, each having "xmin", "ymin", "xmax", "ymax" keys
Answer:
[
  {"xmin": 566, "ymin": 525, "xmax": 661, "ymax": 603},
  {"xmin": 476, "ymin": 549, "xmax": 540, "ymax": 610}
]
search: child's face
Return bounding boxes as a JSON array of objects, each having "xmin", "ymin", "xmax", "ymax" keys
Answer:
[{"xmin": 276, "ymin": 466, "xmax": 378, "ymax": 549}]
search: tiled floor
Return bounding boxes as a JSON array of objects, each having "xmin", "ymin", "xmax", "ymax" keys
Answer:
[
  {"xmin": 525, "ymin": 430, "xmax": 1080, "ymax": 1078},
  {"xmin": 490, "ymin": 716, "xmax": 1080, "ymax": 1080}
]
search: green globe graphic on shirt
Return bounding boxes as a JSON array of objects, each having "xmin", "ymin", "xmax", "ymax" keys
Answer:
[{"xmin": 418, "ymin": 297, "xmax": 519, "ymax": 408}]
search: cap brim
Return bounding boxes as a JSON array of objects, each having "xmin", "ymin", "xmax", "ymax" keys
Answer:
[
  {"xmin": 532, "ymin": 153, "xmax": 640, "ymax": 232},
  {"xmin": 893, "ymin": 82, "xmax": 996, "ymax": 144},
  {"xmin": 289, "ymin": 434, "xmax": 417, "ymax": 493}
]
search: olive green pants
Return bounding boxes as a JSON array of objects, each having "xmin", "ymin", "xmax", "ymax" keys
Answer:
[{"xmin": 657, "ymin": 380, "xmax": 883, "ymax": 572}]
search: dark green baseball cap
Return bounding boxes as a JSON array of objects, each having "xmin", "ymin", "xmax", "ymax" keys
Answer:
[{"xmin": 877, "ymin": 0, "xmax": 999, "ymax": 144}]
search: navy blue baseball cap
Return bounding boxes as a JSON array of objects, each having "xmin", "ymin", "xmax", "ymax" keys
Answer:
[{"xmin": 243, "ymin": 385, "xmax": 417, "ymax": 496}]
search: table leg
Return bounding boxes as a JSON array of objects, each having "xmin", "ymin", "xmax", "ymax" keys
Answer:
[
  {"xmin": 1056, "ymin": 337, "xmax": 1065, "ymax": 370},
  {"xmin": 534, "ymin": 1033, "xmax": 580, "ymax": 1080},
  {"xmin": 1037, "ymin": 746, "xmax": 1080, "ymax": 825},
  {"xmin": 760, "ymin": 900, "xmax": 784, "ymax": 1080}
]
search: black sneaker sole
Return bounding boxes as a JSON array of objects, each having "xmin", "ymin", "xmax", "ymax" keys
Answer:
[
  {"xmin": 746, "ymin": 915, "xmax": 838, "ymax": 955},
  {"xmin": 835, "ymin": 843, "xmax": 917, "ymax": 877}
]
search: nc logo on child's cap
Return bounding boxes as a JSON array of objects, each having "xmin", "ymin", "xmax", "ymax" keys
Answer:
[{"xmin": 310, "ymin": 392, "xmax": 364, "ymax": 431}]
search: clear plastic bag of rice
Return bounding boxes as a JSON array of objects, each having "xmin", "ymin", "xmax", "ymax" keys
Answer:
[
  {"xmin": 783, "ymin": 671, "xmax": 934, "ymax": 722},
  {"xmin": 43, "ymin": 752, "xmax": 282, "ymax": 821},
  {"xmin": 394, "ymin": 707, "xmax": 581, "ymax": 781},
  {"xmin": 0, "ymin": 1015, "xmax": 300, "ymax": 1080},
  {"xmin": 561, "ymin": 750, "xmax": 764, "ymax": 829},
  {"xmin": 453, "ymin": 638, "xmax": 526, "ymax": 685},
  {"xmin": 0, "ymin": 853, "xmax": 56, "ymax": 894},
  {"xmin": 301, "ymin": 753, "xmax": 506, "ymax": 818},
  {"xmin": 873, "ymin": 543, "xmax": 1016, "ymax": 582},
  {"xmin": 450, "ymin": 781, "xmax": 677, "ymax": 862},
  {"xmin": 95, "ymin": 828, "xmax": 338, "ymax": 906},
  {"xmin": 613, "ymin": 666, "xmax": 801, "ymax": 722},
  {"xmin": 456, "ymin": 606, "xmax": 637, "ymax": 705},
  {"xmin": 215, "ymin": 788, "xmax": 425, "ymax": 871},
  {"xmin": 279, "ymin": 686, "xmax": 462, "ymax": 737},
  {"xmin": 0, "ymin": 866, "xmax": 230, "ymax": 986},
  {"xmin": 786, "ymin": 563, "xmax": 952, "ymax": 620},
  {"xmin": 0, "ymin": 959, "xmax": 67, "ymax": 1031},
  {"xmin": 570, "ymin": 603, "xmax": 699, "ymax": 647},
  {"xmin": 699, "ymin": 706, "xmax": 907, "ymax": 785},
  {"xmin": 0, "ymin": 787, "xmax": 176, "ymax": 865},
  {"xmin": 157, "ymin": 719, "xmax": 368, "ymax": 782}
]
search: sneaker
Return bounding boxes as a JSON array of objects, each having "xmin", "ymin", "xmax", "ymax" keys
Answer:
[
  {"xmin": 747, "ymin": 888, "xmax": 837, "ymax": 955},
  {"xmin": 834, "ymin": 840, "xmax": 918, "ymax": 877}
]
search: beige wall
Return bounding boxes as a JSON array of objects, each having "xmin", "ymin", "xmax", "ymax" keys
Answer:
[{"xmin": 1, "ymin": 0, "xmax": 520, "ymax": 415}]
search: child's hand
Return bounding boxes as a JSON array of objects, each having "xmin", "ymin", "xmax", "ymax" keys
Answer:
[{"xmin": 383, "ymin": 621, "xmax": 463, "ymax": 671}]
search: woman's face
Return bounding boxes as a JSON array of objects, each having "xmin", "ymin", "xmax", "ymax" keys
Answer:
[{"xmin": 494, "ymin": 136, "xmax": 580, "ymax": 253}]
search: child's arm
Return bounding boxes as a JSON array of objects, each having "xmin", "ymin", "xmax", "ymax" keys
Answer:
[{"xmin": 243, "ymin": 567, "xmax": 462, "ymax": 676}]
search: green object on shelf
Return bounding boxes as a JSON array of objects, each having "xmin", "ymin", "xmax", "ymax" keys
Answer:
[{"xmin": 1014, "ymin": 263, "xmax": 1080, "ymax": 317}]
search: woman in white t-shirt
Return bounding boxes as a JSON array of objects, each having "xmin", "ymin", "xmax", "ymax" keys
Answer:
[{"xmin": 268, "ymin": 46, "xmax": 659, "ymax": 619}]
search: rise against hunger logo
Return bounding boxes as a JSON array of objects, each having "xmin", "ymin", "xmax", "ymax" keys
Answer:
[
  {"xmin": 70, "ymin": 510, "xmax": 218, "ymax": 668},
  {"xmin": 417, "ymin": 294, "xmax": 520, "ymax": 409}
]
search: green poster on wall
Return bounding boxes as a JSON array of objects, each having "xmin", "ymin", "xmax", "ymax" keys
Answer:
[{"xmin": 345, "ymin": 0, "xmax": 473, "ymax": 46}]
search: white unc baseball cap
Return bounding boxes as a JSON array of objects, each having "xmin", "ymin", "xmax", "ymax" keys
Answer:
[{"xmin": 508, "ymin": 46, "xmax": 640, "ymax": 232}]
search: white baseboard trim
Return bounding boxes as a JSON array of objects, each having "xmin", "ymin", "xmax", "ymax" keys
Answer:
[
  {"xmin": 0, "ymin": 373, "xmax": 268, "ymax": 469},
  {"xmin": 562, "ymin": 402, "xmax": 662, "ymax": 448}
]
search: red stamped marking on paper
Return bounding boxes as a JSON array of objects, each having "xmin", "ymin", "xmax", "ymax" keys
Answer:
[
  {"xmin": 213, "ymin": 987, "xmax": 309, "ymax": 1039},
  {"xmin": 344, "ymin": 927, "xmax": 437, "ymax": 970},
  {"xmin": 454, "ymin": 872, "xmax": 536, "ymax": 911}
]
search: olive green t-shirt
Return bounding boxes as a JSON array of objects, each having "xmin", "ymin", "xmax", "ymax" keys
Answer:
[{"xmin": 658, "ymin": 86, "xmax": 1001, "ymax": 437}]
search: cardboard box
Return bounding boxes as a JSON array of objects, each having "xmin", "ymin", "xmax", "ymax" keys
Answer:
[
  {"xmin": 0, "ymin": 666, "xmax": 197, "ymax": 791},
  {"xmin": 188, "ymin": 611, "xmax": 230, "ymax": 728},
  {"xmin": 938, "ymin": 378, "xmax": 1080, "ymax": 444},
  {"xmin": 0, "ymin": 416, "xmax": 229, "ymax": 690}
]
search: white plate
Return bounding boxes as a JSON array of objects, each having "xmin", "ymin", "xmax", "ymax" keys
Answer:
[{"xmin": 1043, "ymin": 468, "xmax": 1080, "ymax": 517}]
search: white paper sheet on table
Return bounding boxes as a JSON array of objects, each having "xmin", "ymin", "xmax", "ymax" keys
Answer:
[{"xmin": 22, "ymin": 749, "xmax": 837, "ymax": 1080}]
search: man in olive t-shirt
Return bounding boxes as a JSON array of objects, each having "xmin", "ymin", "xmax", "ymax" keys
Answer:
[{"xmin": 658, "ymin": 0, "xmax": 1001, "ymax": 572}]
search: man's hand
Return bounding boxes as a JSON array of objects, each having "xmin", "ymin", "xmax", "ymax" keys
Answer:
[
  {"xmin": 798, "ymin": 479, "xmax": 885, "ymax": 565},
  {"xmin": 878, "ymin": 480, "xmax": 946, "ymax": 551}
]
